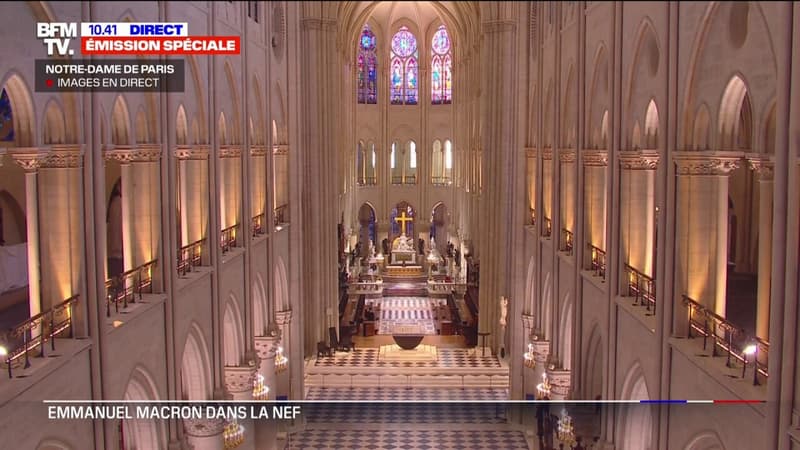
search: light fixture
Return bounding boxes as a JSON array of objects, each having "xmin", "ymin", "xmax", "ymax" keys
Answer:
[
  {"xmin": 742, "ymin": 342, "xmax": 760, "ymax": 385},
  {"xmin": 523, "ymin": 343, "xmax": 535, "ymax": 369},
  {"xmin": 223, "ymin": 419, "xmax": 245, "ymax": 449},
  {"xmin": 556, "ymin": 408, "xmax": 576, "ymax": 446},
  {"xmin": 275, "ymin": 346, "xmax": 288, "ymax": 373},
  {"xmin": 252, "ymin": 373, "xmax": 269, "ymax": 400},
  {"xmin": 536, "ymin": 372, "xmax": 551, "ymax": 399}
]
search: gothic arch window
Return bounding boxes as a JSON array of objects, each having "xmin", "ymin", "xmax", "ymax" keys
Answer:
[
  {"xmin": 390, "ymin": 26, "xmax": 418, "ymax": 105},
  {"xmin": 431, "ymin": 24, "xmax": 452, "ymax": 104},
  {"xmin": 390, "ymin": 140, "xmax": 416, "ymax": 184},
  {"xmin": 357, "ymin": 24, "xmax": 378, "ymax": 104}
]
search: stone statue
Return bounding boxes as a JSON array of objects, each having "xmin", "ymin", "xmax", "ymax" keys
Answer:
[
  {"xmin": 369, "ymin": 239, "xmax": 376, "ymax": 257},
  {"xmin": 499, "ymin": 296, "xmax": 509, "ymax": 327},
  {"xmin": 395, "ymin": 234, "xmax": 413, "ymax": 251}
]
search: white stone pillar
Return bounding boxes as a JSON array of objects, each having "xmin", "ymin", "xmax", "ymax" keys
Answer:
[
  {"xmin": 748, "ymin": 157, "xmax": 774, "ymax": 340},
  {"xmin": 184, "ymin": 418, "xmax": 225, "ymax": 450},
  {"xmin": 584, "ymin": 151, "xmax": 609, "ymax": 260},
  {"xmin": 275, "ymin": 310, "xmax": 292, "ymax": 398},
  {"xmin": 225, "ymin": 365, "xmax": 257, "ymax": 450},
  {"xmin": 674, "ymin": 152, "xmax": 741, "ymax": 318},
  {"xmin": 619, "ymin": 151, "xmax": 658, "ymax": 277},
  {"xmin": 175, "ymin": 145, "xmax": 210, "ymax": 249},
  {"xmin": 11, "ymin": 151, "xmax": 46, "ymax": 321},
  {"xmin": 531, "ymin": 338, "xmax": 551, "ymax": 394},
  {"xmin": 253, "ymin": 335, "xmax": 279, "ymax": 450},
  {"xmin": 559, "ymin": 150, "xmax": 576, "ymax": 251}
]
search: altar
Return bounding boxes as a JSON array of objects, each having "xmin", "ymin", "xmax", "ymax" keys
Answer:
[{"xmin": 390, "ymin": 235, "xmax": 417, "ymax": 265}]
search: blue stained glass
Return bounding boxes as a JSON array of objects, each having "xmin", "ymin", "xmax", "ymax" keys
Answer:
[
  {"xmin": 357, "ymin": 24, "xmax": 378, "ymax": 104},
  {"xmin": 431, "ymin": 25, "xmax": 452, "ymax": 104},
  {"xmin": 390, "ymin": 26, "xmax": 418, "ymax": 105},
  {"xmin": 0, "ymin": 88, "xmax": 14, "ymax": 142}
]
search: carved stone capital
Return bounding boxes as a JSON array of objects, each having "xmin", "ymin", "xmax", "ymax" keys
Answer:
[
  {"xmin": 219, "ymin": 145, "xmax": 242, "ymax": 159},
  {"xmin": 619, "ymin": 150, "xmax": 658, "ymax": 170},
  {"xmin": 583, "ymin": 150, "xmax": 609, "ymax": 167},
  {"xmin": 250, "ymin": 145, "xmax": 267, "ymax": 157},
  {"xmin": 224, "ymin": 365, "xmax": 257, "ymax": 394},
  {"xmin": 174, "ymin": 145, "xmax": 210, "ymax": 160},
  {"xmin": 746, "ymin": 154, "xmax": 774, "ymax": 181},
  {"xmin": 9, "ymin": 147, "xmax": 49, "ymax": 172},
  {"xmin": 541, "ymin": 147, "xmax": 553, "ymax": 161},
  {"xmin": 275, "ymin": 309, "xmax": 293, "ymax": 326},
  {"xmin": 546, "ymin": 368, "xmax": 571, "ymax": 397},
  {"xmin": 521, "ymin": 313, "xmax": 536, "ymax": 331},
  {"xmin": 525, "ymin": 147, "xmax": 537, "ymax": 159},
  {"xmin": 273, "ymin": 144, "xmax": 289, "ymax": 156},
  {"xmin": 40, "ymin": 144, "xmax": 84, "ymax": 168},
  {"xmin": 530, "ymin": 338, "xmax": 550, "ymax": 363},
  {"xmin": 559, "ymin": 149, "xmax": 576, "ymax": 163},
  {"xmin": 105, "ymin": 144, "xmax": 162, "ymax": 163},
  {"xmin": 254, "ymin": 335, "xmax": 280, "ymax": 360},
  {"xmin": 673, "ymin": 151, "xmax": 742, "ymax": 176},
  {"xmin": 183, "ymin": 418, "xmax": 226, "ymax": 437}
]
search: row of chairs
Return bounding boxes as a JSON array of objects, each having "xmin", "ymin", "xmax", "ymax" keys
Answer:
[{"xmin": 317, "ymin": 326, "xmax": 356, "ymax": 358}]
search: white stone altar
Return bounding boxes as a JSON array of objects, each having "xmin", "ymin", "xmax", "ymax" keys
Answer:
[{"xmin": 390, "ymin": 233, "xmax": 417, "ymax": 265}]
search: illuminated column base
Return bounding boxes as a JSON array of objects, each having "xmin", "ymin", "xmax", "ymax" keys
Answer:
[
  {"xmin": 224, "ymin": 365, "xmax": 257, "ymax": 450},
  {"xmin": 11, "ymin": 151, "xmax": 45, "ymax": 323},
  {"xmin": 275, "ymin": 310, "xmax": 293, "ymax": 399},
  {"xmin": 531, "ymin": 339, "xmax": 551, "ymax": 396},
  {"xmin": 618, "ymin": 151, "xmax": 657, "ymax": 276}
]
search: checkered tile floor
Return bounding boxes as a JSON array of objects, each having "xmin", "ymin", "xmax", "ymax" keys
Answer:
[
  {"xmin": 286, "ymin": 429, "xmax": 529, "ymax": 449},
  {"xmin": 306, "ymin": 387, "xmax": 509, "ymax": 401},
  {"xmin": 314, "ymin": 348, "xmax": 501, "ymax": 369},
  {"xmin": 303, "ymin": 402, "xmax": 510, "ymax": 425},
  {"xmin": 378, "ymin": 297, "xmax": 436, "ymax": 335}
]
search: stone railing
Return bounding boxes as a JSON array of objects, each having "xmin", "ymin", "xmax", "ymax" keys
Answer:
[
  {"xmin": 4, "ymin": 295, "xmax": 78, "ymax": 378},
  {"xmin": 106, "ymin": 260, "xmax": 156, "ymax": 316},
  {"xmin": 273, "ymin": 204, "xmax": 289, "ymax": 227},
  {"xmin": 683, "ymin": 295, "xmax": 768, "ymax": 385},
  {"xmin": 347, "ymin": 282, "xmax": 383, "ymax": 295},
  {"xmin": 357, "ymin": 176, "xmax": 377, "ymax": 186},
  {"xmin": 543, "ymin": 217, "xmax": 552, "ymax": 237}
]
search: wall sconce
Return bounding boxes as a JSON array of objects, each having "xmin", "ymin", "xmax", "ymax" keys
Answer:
[{"xmin": 523, "ymin": 343, "xmax": 535, "ymax": 369}]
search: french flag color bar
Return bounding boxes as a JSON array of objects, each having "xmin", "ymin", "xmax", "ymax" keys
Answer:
[{"xmin": 639, "ymin": 400, "xmax": 766, "ymax": 404}]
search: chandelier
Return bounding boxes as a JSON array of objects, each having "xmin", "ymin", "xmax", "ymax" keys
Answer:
[
  {"xmin": 223, "ymin": 419, "xmax": 245, "ymax": 449},
  {"xmin": 536, "ymin": 372, "xmax": 551, "ymax": 399},
  {"xmin": 275, "ymin": 346, "xmax": 288, "ymax": 373},
  {"xmin": 556, "ymin": 408, "xmax": 576, "ymax": 447},
  {"xmin": 523, "ymin": 343, "xmax": 535, "ymax": 369},
  {"xmin": 252, "ymin": 373, "xmax": 269, "ymax": 400}
]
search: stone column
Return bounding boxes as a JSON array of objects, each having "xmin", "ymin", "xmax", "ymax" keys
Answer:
[
  {"xmin": 225, "ymin": 365, "xmax": 257, "ymax": 450},
  {"xmin": 174, "ymin": 145, "xmax": 210, "ymax": 251},
  {"xmin": 674, "ymin": 152, "xmax": 741, "ymax": 319},
  {"xmin": 184, "ymin": 418, "xmax": 225, "ymax": 450},
  {"xmin": 10, "ymin": 150, "xmax": 47, "ymax": 321},
  {"xmin": 559, "ymin": 150, "xmax": 576, "ymax": 251},
  {"xmin": 748, "ymin": 156, "xmax": 774, "ymax": 340},
  {"xmin": 254, "ymin": 335, "xmax": 279, "ymax": 399},
  {"xmin": 546, "ymin": 367, "xmax": 571, "ymax": 401},
  {"xmin": 531, "ymin": 338, "xmax": 551, "ymax": 393},
  {"xmin": 618, "ymin": 151, "xmax": 657, "ymax": 277},
  {"xmin": 542, "ymin": 148, "xmax": 554, "ymax": 235},
  {"xmin": 36, "ymin": 145, "xmax": 84, "ymax": 309},
  {"xmin": 583, "ymin": 151, "xmax": 609, "ymax": 263},
  {"xmin": 476, "ymin": 12, "xmax": 520, "ymax": 353},
  {"xmin": 219, "ymin": 145, "xmax": 242, "ymax": 231},
  {"xmin": 275, "ymin": 309, "xmax": 292, "ymax": 398}
]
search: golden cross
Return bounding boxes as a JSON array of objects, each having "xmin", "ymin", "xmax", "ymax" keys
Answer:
[{"xmin": 394, "ymin": 211, "xmax": 414, "ymax": 233}]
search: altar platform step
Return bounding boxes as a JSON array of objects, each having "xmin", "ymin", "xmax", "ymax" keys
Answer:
[
  {"xmin": 304, "ymin": 370, "xmax": 509, "ymax": 390},
  {"xmin": 382, "ymin": 282, "xmax": 429, "ymax": 296}
]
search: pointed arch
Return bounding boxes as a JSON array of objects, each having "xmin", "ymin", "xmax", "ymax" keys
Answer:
[
  {"xmin": 180, "ymin": 323, "xmax": 212, "ymax": 401},
  {"xmin": 176, "ymin": 105, "xmax": 188, "ymax": 145},
  {"xmin": 223, "ymin": 295, "xmax": 245, "ymax": 367},
  {"xmin": 561, "ymin": 64, "xmax": 576, "ymax": 148},
  {"xmin": 762, "ymin": 100, "xmax": 776, "ymax": 155},
  {"xmin": 111, "ymin": 95, "xmax": 131, "ymax": 146},
  {"xmin": 134, "ymin": 106, "xmax": 149, "ymax": 144},
  {"xmin": 693, "ymin": 103, "xmax": 711, "ymax": 150},
  {"xmin": 253, "ymin": 272, "xmax": 269, "ymax": 336},
  {"xmin": 121, "ymin": 366, "xmax": 165, "ymax": 450},
  {"xmin": 0, "ymin": 190, "xmax": 26, "ymax": 246},
  {"xmin": 223, "ymin": 60, "xmax": 241, "ymax": 144},
  {"xmin": 0, "ymin": 73, "xmax": 35, "ymax": 146},
  {"xmin": 643, "ymin": 99, "xmax": 659, "ymax": 149},
  {"xmin": 583, "ymin": 324, "xmax": 603, "ymax": 400},
  {"xmin": 431, "ymin": 23, "xmax": 452, "ymax": 104},
  {"xmin": 185, "ymin": 55, "xmax": 207, "ymax": 143},
  {"xmin": 588, "ymin": 43, "xmax": 610, "ymax": 149},
  {"xmin": 390, "ymin": 26, "xmax": 419, "ymax": 105},
  {"xmin": 274, "ymin": 257, "xmax": 289, "ymax": 311},
  {"xmin": 684, "ymin": 431, "xmax": 725, "ymax": 450},
  {"xmin": 218, "ymin": 112, "xmax": 228, "ymax": 146},
  {"xmin": 35, "ymin": 440, "xmax": 72, "ymax": 450},
  {"xmin": 718, "ymin": 74, "xmax": 752, "ymax": 150},
  {"xmin": 42, "ymin": 99, "xmax": 66, "ymax": 145},
  {"xmin": 619, "ymin": 361, "xmax": 654, "ymax": 450}
]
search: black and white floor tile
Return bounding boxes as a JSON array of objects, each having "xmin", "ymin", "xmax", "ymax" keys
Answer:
[
  {"xmin": 286, "ymin": 429, "xmax": 529, "ymax": 450},
  {"xmin": 314, "ymin": 348, "xmax": 501, "ymax": 369}
]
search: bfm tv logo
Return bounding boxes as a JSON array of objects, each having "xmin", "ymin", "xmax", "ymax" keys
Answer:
[{"xmin": 37, "ymin": 23, "xmax": 77, "ymax": 56}]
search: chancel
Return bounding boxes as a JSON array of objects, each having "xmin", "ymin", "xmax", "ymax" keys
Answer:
[{"xmin": 0, "ymin": 2, "xmax": 798, "ymax": 450}]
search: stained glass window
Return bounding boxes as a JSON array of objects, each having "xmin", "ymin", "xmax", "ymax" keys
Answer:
[
  {"xmin": 357, "ymin": 24, "xmax": 377, "ymax": 104},
  {"xmin": 431, "ymin": 25, "xmax": 452, "ymax": 104},
  {"xmin": 0, "ymin": 88, "xmax": 14, "ymax": 142},
  {"xmin": 390, "ymin": 26, "xmax": 418, "ymax": 105}
]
